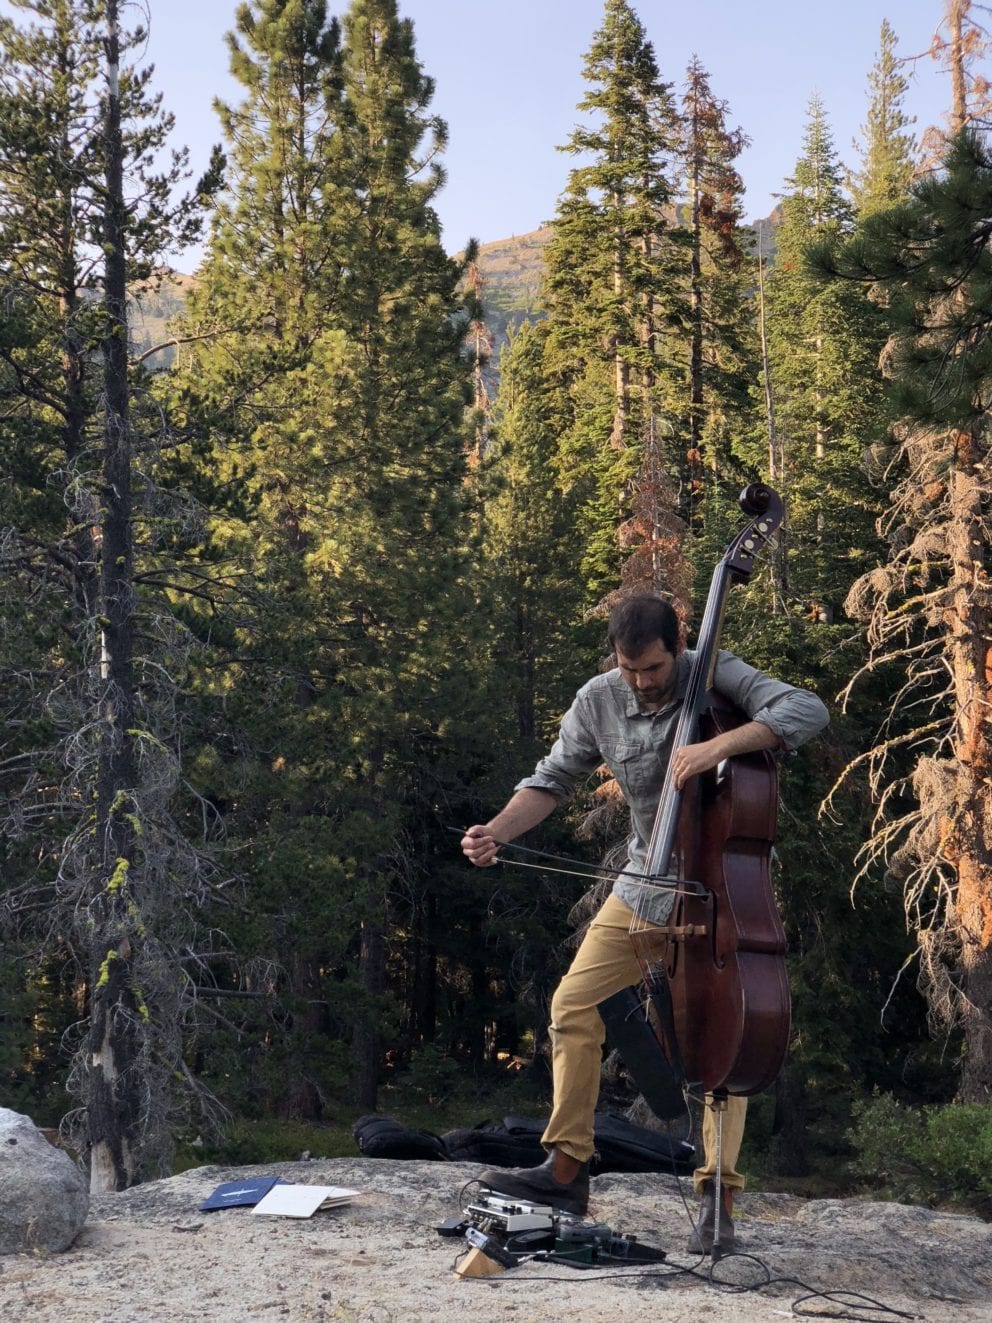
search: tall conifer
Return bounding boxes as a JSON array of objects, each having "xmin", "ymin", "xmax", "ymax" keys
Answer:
[
  {"xmin": 679, "ymin": 58, "xmax": 753, "ymax": 479},
  {"xmin": 0, "ymin": 0, "xmax": 219, "ymax": 1187},
  {"xmin": 541, "ymin": 0, "xmax": 688, "ymax": 604},
  {"xmin": 762, "ymin": 95, "xmax": 883, "ymax": 617},
  {"xmin": 175, "ymin": 0, "xmax": 477, "ymax": 1113},
  {"xmin": 819, "ymin": 131, "xmax": 992, "ymax": 1099},
  {"xmin": 849, "ymin": 20, "xmax": 917, "ymax": 218}
]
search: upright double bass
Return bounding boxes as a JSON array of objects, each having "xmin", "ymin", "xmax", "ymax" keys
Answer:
[{"xmin": 605, "ymin": 483, "xmax": 790, "ymax": 1109}]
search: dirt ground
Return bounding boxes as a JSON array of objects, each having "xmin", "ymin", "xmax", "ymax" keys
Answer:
[{"xmin": 2, "ymin": 1156, "xmax": 991, "ymax": 1323}]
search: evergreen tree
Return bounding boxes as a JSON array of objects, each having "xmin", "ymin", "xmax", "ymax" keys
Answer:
[
  {"xmin": 679, "ymin": 55, "xmax": 755, "ymax": 517},
  {"xmin": 924, "ymin": 0, "xmax": 992, "ymax": 141},
  {"xmin": 173, "ymin": 0, "xmax": 479, "ymax": 1114},
  {"xmin": 0, "ymin": 0, "xmax": 220, "ymax": 1188},
  {"xmin": 760, "ymin": 94, "xmax": 884, "ymax": 618},
  {"xmin": 725, "ymin": 94, "xmax": 929, "ymax": 1171},
  {"xmin": 333, "ymin": 0, "xmax": 480, "ymax": 1108},
  {"xmin": 816, "ymin": 130, "xmax": 992, "ymax": 1100},
  {"xmin": 849, "ymin": 20, "xmax": 917, "ymax": 218},
  {"xmin": 541, "ymin": 0, "xmax": 689, "ymax": 605},
  {"xmin": 483, "ymin": 324, "xmax": 591, "ymax": 752}
]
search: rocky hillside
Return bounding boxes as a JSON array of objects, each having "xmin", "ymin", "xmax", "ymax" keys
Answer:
[
  {"xmin": 472, "ymin": 224, "xmax": 551, "ymax": 344},
  {"xmin": 127, "ymin": 270, "xmax": 197, "ymax": 369},
  {"xmin": 127, "ymin": 228, "xmax": 549, "ymax": 373},
  {"xmin": 129, "ymin": 213, "xmax": 774, "ymax": 375}
]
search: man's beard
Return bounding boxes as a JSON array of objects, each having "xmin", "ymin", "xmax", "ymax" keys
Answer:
[{"xmin": 635, "ymin": 688, "xmax": 665, "ymax": 709}]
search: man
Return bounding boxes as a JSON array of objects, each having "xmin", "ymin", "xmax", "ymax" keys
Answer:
[{"xmin": 461, "ymin": 594, "xmax": 828, "ymax": 1253}]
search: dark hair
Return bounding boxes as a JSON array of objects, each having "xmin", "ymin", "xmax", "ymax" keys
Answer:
[{"xmin": 607, "ymin": 594, "xmax": 679, "ymax": 658}]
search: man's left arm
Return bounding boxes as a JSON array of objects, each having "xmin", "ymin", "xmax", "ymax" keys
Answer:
[{"xmin": 671, "ymin": 651, "xmax": 829, "ymax": 790}]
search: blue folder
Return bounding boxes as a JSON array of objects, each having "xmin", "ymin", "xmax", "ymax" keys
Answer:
[{"xmin": 199, "ymin": 1175, "xmax": 291, "ymax": 1211}]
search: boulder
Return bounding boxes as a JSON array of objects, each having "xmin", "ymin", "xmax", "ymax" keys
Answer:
[{"xmin": 0, "ymin": 1108, "xmax": 88, "ymax": 1254}]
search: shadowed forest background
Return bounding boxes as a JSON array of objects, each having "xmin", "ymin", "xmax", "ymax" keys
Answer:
[{"xmin": 1, "ymin": 0, "xmax": 990, "ymax": 1211}]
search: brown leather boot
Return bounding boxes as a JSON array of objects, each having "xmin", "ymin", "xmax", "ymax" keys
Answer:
[
  {"xmin": 478, "ymin": 1147, "xmax": 590, "ymax": 1216},
  {"xmin": 686, "ymin": 1180, "xmax": 735, "ymax": 1254}
]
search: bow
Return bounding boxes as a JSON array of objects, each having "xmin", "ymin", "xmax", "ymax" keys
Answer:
[{"xmin": 446, "ymin": 826, "xmax": 707, "ymax": 896}]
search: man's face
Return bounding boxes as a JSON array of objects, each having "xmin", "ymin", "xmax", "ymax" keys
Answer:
[{"xmin": 615, "ymin": 639, "xmax": 682, "ymax": 710}]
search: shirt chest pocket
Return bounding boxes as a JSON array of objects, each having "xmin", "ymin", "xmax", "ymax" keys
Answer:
[{"xmin": 600, "ymin": 739, "xmax": 660, "ymax": 798}]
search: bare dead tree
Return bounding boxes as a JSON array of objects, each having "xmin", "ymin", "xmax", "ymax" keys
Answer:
[
  {"xmin": 821, "ymin": 132, "xmax": 992, "ymax": 1100},
  {"xmin": 0, "ymin": 0, "xmax": 234, "ymax": 1189}
]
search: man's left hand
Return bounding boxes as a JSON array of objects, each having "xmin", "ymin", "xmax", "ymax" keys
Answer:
[
  {"xmin": 671, "ymin": 721, "xmax": 781, "ymax": 790},
  {"xmin": 671, "ymin": 741, "xmax": 722, "ymax": 790}
]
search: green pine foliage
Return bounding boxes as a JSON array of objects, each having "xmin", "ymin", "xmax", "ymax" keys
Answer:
[
  {"xmin": 757, "ymin": 94, "xmax": 887, "ymax": 618},
  {"xmin": 812, "ymin": 129, "xmax": 992, "ymax": 1102},
  {"xmin": 170, "ymin": 0, "xmax": 485, "ymax": 1115},
  {"xmin": 720, "ymin": 84, "xmax": 931, "ymax": 1168},
  {"xmin": 473, "ymin": 321, "xmax": 605, "ymax": 1061},
  {"xmin": 849, "ymin": 20, "xmax": 917, "ymax": 218},
  {"xmin": 679, "ymin": 56, "xmax": 757, "ymax": 512},
  {"xmin": 541, "ymin": 0, "xmax": 687, "ymax": 602},
  {"xmin": 482, "ymin": 324, "xmax": 587, "ymax": 751}
]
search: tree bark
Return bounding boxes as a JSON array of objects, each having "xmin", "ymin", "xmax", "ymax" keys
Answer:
[
  {"xmin": 946, "ymin": 429, "xmax": 992, "ymax": 1100},
  {"xmin": 354, "ymin": 903, "xmax": 386, "ymax": 1111},
  {"xmin": 88, "ymin": 0, "xmax": 141, "ymax": 1193}
]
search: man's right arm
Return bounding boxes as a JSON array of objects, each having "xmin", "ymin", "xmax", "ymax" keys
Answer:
[
  {"xmin": 463, "ymin": 682, "xmax": 603, "ymax": 867},
  {"xmin": 461, "ymin": 788, "xmax": 559, "ymax": 868}
]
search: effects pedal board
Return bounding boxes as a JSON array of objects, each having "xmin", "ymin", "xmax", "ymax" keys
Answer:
[
  {"xmin": 437, "ymin": 1191, "xmax": 667, "ymax": 1270},
  {"xmin": 463, "ymin": 1194, "xmax": 557, "ymax": 1234}
]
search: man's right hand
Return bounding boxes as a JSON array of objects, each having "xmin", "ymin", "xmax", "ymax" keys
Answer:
[{"xmin": 461, "ymin": 824, "xmax": 499, "ymax": 867}]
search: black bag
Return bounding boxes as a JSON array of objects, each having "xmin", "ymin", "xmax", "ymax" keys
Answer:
[
  {"xmin": 353, "ymin": 1109, "xmax": 694, "ymax": 1175},
  {"xmin": 441, "ymin": 1121, "xmax": 544, "ymax": 1167},
  {"xmin": 351, "ymin": 1114, "xmax": 449, "ymax": 1161},
  {"xmin": 500, "ymin": 1111, "xmax": 695, "ymax": 1175},
  {"xmin": 589, "ymin": 1111, "xmax": 695, "ymax": 1174}
]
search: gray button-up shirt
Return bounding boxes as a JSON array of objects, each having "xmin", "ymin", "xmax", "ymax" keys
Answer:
[{"xmin": 515, "ymin": 650, "xmax": 829, "ymax": 924}]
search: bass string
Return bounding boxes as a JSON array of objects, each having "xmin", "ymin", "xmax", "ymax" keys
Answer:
[{"xmin": 628, "ymin": 558, "xmax": 732, "ymax": 948}]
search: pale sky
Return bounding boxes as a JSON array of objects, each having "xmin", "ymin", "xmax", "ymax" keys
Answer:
[{"xmin": 7, "ymin": 1, "xmax": 959, "ymax": 262}]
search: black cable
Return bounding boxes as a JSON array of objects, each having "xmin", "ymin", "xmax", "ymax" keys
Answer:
[
  {"xmin": 704, "ymin": 1249, "xmax": 920, "ymax": 1318},
  {"xmin": 456, "ymin": 1218, "xmax": 920, "ymax": 1321},
  {"xmin": 456, "ymin": 1134, "xmax": 918, "ymax": 1319},
  {"xmin": 458, "ymin": 1252, "xmax": 922, "ymax": 1318}
]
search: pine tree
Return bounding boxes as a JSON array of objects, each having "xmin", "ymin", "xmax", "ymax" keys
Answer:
[
  {"xmin": 679, "ymin": 56, "xmax": 755, "ymax": 514},
  {"xmin": 0, "ymin": 0, "xmax": 220, "ymax": 1188},
  {"xmin": 173, "ymin": 0, "xmax": 479, "ymax": 1114},
  {"xmin": 761, "ymin": 94, "xmax": 884, "ymax": 619},
  {"xmin": 332, "ymin": 0, "xmax": 479, "ymax": 1108},
  {"xmin": 819, "ymin": 130, "xmax": 992, "ymax": 1100},
  {"xmin": 541, "ymin": 0, "xmax": 689, "ymax": 605},
  {"xmin": 456, "ymin": 321, "xmax": 600, "ymax": 1071},
  {"xmin": 924, "ymin": 0, "xmax": 992, "ymax": 140},
  {"xmin": 849, "ymin": 20, "xmax": 917, "ymax": 218},
  {"xmin": 483, "ymin": 324, "xmax": 590, "ymax": 749},
  {"xmin": 727, "ymin": 95, "xmax": 921, "ymax": 1169}
]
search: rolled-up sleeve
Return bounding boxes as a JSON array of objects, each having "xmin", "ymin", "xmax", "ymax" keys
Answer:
[
  {"xmin": 514, "ymin": 692, "xmax": 604, "ymax": 800},
  {"xmin": 713, "ymin": 651, "xmax": 829, "ymax": 752}
]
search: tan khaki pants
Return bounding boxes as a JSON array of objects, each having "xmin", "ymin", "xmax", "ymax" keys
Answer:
[{"xmin": 540, "ymin": 892, "xmax": 747, "ymax": 1193}]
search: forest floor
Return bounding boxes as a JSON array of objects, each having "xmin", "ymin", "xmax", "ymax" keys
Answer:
[{"xmin": 1, "ymin": 1155, "xmax": 991, "ymax": 1323}]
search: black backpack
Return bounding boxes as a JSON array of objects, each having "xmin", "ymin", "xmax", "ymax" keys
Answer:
[{"xmin": 351, "ymin": 1114, "xmax": 449, "ymax": 1161}]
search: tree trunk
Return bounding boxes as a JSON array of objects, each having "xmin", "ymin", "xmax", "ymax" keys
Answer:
[
  {"xmin": 948, "ymin": 0, "xmax": 968, "ymax": 132},
  {"xmin": 946, "ymin": 430, "xmax": 992, "ymax": 1100},
  {"xmin": 688, "ymin": 133, "xmax": 704, "ymax": 458},
  {"xmin": 354, "ymin": 905, "xmax": 386, "ymax": 1111},
  {"xmin": 611, "ymin": 191, "xmax": 629, "ymax": 450},
  {"xmin": 280, "ymin": 955, "xmax": 326, "ymax": 1120},
  {"xmin": 88, "ymin": 0, "xmax": 141, "ymax": 1193}
]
